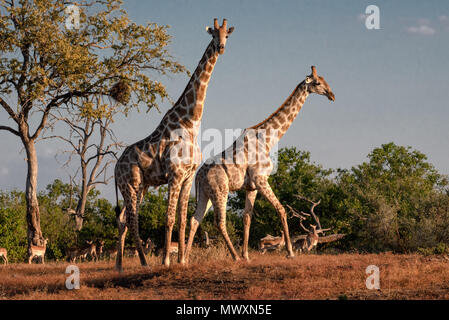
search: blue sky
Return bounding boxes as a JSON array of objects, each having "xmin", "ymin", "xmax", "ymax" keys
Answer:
[{"xmin": 1, "ymin": 0, "xmax": 449, "ymax": 200}]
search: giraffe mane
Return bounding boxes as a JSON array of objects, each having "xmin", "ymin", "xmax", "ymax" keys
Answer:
[{"xmin": 249, "ymin": 81, "xmax": 304, "ymax": 129}]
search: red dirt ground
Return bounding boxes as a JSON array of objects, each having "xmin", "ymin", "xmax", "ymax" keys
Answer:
[{"xmin": 1, "ymin": 249, "xmax": 448, "ymax": 300}]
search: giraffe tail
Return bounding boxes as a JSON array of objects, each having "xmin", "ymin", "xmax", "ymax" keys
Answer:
[
  {"xmin": 114, "ymin": 177, "xmax": 121, "ymax": 218},
  {"xmin": 194, "ymin": 174, "xmax": 199, "ymax": 207}
]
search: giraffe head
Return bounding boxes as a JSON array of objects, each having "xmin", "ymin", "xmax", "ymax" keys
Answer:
[
  {"xmin": 305, "ymin": 66, "xmax": 335, "ymax": 101},
  {"xmin": 206, "ymin": 18, "xmax": 234, "ymax": 55}
]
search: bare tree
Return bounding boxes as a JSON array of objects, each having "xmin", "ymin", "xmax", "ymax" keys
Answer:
[
  {"xmin": 0, "ymin": 0, "xmax": 186, "ymax": 248},
  {"xmin": 44, "ymin": 96, "xmax": 123, "ymax": 230},
  {"xmin": 288, "ymin": 195, "xmax": 345, "ymax": 253}
]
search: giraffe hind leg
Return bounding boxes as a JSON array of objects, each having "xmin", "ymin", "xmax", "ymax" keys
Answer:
[
  {"xmin": 132, "ymin": 186, "xmax": 148, "ymax": 267},
  {"xmin": 211, "ymin": 194, "xmax": 240, "ymax": 261},
  {"xmin": 129, "ymin": 211, "xmax": 148, "ymax": 267},
  {"xmin": 242, "ymin": 190, "xmax": 257, "ymax": 261},
  {"xmin": 115, "ymin": 206, "xmax": 128, "ymax": 272},
  {"xmin": 185, "ymin": 187, "xmax": 212, "ymax": 264}
]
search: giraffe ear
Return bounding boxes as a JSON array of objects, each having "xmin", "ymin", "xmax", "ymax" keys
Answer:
[
  {"xmin": 206, "ymin": 26, "xmax": 213, "ymax": 34},
  {"xmin": 305, "ymin": 76, "xmax": 313, "ymax": 84},
  {"xmin": 227, "ymin": 27, "xmax": 234, "ymax": 34}
]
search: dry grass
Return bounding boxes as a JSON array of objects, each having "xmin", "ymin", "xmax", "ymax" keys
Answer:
[{"xmin": 1, "ymin": 247, "xmax": 448, "ymax": 300}]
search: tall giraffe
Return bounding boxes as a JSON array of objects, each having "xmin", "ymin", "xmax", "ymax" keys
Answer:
[
  {"xmin": 114, "ymin": 19, "xmax": 234, "ymax": 271},
  {"xmin": 185, "ymin": 66, "xmax": 335, "ymax": 262}
]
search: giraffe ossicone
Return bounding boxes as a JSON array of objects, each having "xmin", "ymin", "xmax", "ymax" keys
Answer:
[
  {"xmin": 185, "ymin": 66, "xmax": 335, "ymax": 263},
  {"xmin": 113, "ymin": 18, "xmax": 234, "ymax": 272}
]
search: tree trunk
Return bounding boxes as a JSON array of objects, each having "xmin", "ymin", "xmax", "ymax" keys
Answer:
[
  {"xmin": 74, "ymin": 162, "xmax": 89, "ymax": 231},
  {"xmin": 23, "ymin": 140, "xmax": 43, "ymax": 248}
]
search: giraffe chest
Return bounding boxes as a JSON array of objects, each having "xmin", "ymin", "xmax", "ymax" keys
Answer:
[
  {"xmin": 223, "ymin": 164, "xmax": 247, "ymax": 191},
  {"xmin": 162, "ymin": 136, "xmax": 202, "ymax": 169}
]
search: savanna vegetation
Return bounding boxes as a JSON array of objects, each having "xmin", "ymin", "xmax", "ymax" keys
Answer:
[
  {"xmin": 1, "ymin": 144, "xmax": 448, "ymax": 263},
  {"xmin": 0, "ymin": 0, "xmax": 448, "ymax": 274},
  {"xmin": 1, "ymin": 252, "xmax": 449, "ymax": 299}
]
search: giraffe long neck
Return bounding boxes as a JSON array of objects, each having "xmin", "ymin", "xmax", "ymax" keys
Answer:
[
  {"xmin": 172, "ymin": 41, "xmax": 219, "ymax": 126},
  {"xmin": 249, "ymin": 81, "xmax": 308, "ymax": 150}
]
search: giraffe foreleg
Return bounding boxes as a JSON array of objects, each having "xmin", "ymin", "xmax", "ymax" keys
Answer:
[
  {"xmin": 128, "ymin": 198, "xmax": 148, "ymax": 267},
  {"xmin": 242, "ymin": 190, "xmax": 257, "ymax": 261},
  {"xmin": 176, "ymin": 175, "xmax": 194, "ymax": 265},
  {"xmin": 255, "ymin": 177, "xmax": 295, "ymax": 259},
  {"xmin": 163, "ymin": 180, "xmax": 182, "ymax": 267}
]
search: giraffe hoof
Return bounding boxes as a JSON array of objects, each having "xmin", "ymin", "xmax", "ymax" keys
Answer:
[{"xmin": 286, "ymin": 254, "xmax": 295, "ymax": 259}]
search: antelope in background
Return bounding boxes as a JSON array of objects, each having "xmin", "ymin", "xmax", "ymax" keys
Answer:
[
  {"xmin": 97, "ymin": 241, "xmax": 104, "ymax": 258},
  {"xmin": 0, "ymin": 248, "xmax": 7, "ymax": 265},
  {"xmin": 28, "ymin": 238, "xmax": 48, "ymax": 264},
  {"xmin": 157, "ymin": 242, "xmax": 178, "ymax": 257},
  {"xmin": 66, "ymin": 246, "xmax": 79, "ymax": 263},
  {"xmin": 201, "ymin": 231, "xmax": 220, "ymax": 248},
  {"xmin": 67, "ymin": 241, "xmax": 98, "ymax": 263},
  {"xmin": 80, "ymin": 241, "xmax": 98, "ymax": 262},
  {"xmin": 259, "ymin": 231, "xmax": 285, "ymax": 254},
  {"xmin": 288, "ymin": 195, "xmax": 345, "ymax": 253},
  {"xmin": 126, "ymin": 238, "xmax": 154, "ymax": 257},
  {"xmin": 105, "ymin": 246, "xmax": 118, "ymax": 261}
]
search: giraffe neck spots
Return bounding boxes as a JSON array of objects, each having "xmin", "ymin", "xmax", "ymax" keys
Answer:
[
  {"xmin": 170, "ymin": 41, "xmax": 219, "ymax": 127},
  {"xmin": 248, "ymin": 83, "xmax": 309, "ymax": 150}
]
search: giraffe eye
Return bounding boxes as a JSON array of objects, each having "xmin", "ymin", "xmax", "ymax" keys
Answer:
[
  {"xmin": 315, "ymin": 82, "xmax": 321, "ymax": 86},
  {"xmin": 226, "ymin": 36, "xmax": 229, "ymax": 38}
]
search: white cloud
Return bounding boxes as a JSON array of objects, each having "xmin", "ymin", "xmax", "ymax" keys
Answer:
[
  {"xmin": 0, "ymin": 167, "xmax": 9, "ymax": 176},
  {"xmin": 406, "ymin": 24, "xmax": 436, "ymax": 36},
  {"xmin": 438, "ymin": 15, "xmax": 448, "ymax": 22},
  {"xmin": 417, "ymin": 18, "xmax": 431, "ymax": 25}
]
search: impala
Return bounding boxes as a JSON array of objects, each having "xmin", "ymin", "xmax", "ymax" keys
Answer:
[
  {"xmin": 105, "ymin": 247, "xmax": 118, "ymax": 260},
  {"xmin": 126, "ymin": 238, "xmax": 154, "ymax": 257},
  {"xmin": 66, "ymin": 247, "xmax": 80, "ymax": 263},
  {"xmin": 259, "ymin": 231, "xmax": 285, "ymax": 254},
  {"xmin": 70, "ymin": 241, "xmax": 98, "ymax": 262},
  {"xmin": 28, "ymin": 238, "xmax": 48, "ymax": 264},
  {"xmin": 0, "ymin": 248, "xmax": 7, "ymax": 265},
  {"xmin": 81, "ymin": 241, "xmax": 98, "ymax": 262},
  {"xmin": 157, "ymin": 242, "xmax": 178, "ymax": 257},
  {"xmin": 98, "ymin": 241, "xmax": 104, "ymax": 259}
]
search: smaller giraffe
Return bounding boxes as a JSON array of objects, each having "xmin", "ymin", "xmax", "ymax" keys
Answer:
[{"xmin": 185, "ymin": 66, "xmax": 335, "ymax": 263}]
